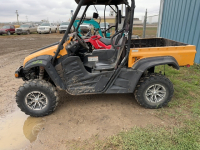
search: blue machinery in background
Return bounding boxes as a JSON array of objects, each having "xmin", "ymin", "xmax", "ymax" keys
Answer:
[{"xmin": 73, "ymin": 19, "xmax": 111, "ymax": 38}]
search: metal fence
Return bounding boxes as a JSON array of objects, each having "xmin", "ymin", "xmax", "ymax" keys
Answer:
[{"xmin": 142, "ymin": 11, "xmax": 159, "ymax": 38}]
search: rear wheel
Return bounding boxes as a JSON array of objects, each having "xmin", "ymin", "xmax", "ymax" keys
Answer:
[
  {"xmin": 17, "ymin": 33, "xmax": 21, "ymax": 35},
  {"xmin": 16, "ymin": 80, "xmax": 59, "ymax": 117},
  {"xmin": 134, "ymin": 73, "xmax": 174, "ymax": 109}
]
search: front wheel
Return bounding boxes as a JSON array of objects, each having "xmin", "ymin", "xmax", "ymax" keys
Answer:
[
  {"xmin": 134, "ymin": 73, "xmax": 174, "ymax": 109},
  {"xmin": 49, "ymin": 29, "xmax": 51, "ymax": 34},
  {"xmin": 26, "ymin": 30, "xmax": 30, "ymax": 35},
  {"xmin": 7, "ymin": 31, "xmax": 11, "ymax": 35},
  {"xmin": 16, "ymin": 80, "xmax": 59, "ymax": 117}
]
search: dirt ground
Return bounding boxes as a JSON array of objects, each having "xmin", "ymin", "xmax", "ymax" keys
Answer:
[{"xmin": 0, "ymin": 33, "xmax": 173, "ymax": 150}]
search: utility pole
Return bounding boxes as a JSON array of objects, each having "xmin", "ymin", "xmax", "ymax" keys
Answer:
[
  {"xmin": 70, "ymin": 10, "xmax": 74, "ymax": 21},
  {"xmin": 143, "ymin": 9, "xmax": 147, "ymax": 38},
  {"xmin": 26, "ymin": 16, "xmax": 28, "ymax": 22},
  {"xmin": 15, "ymin": 10, "xmax": 19, "ymax": 25}
]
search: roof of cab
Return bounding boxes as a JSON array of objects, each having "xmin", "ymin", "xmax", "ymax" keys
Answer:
[{"xmin": 75, "ymin": 0, "xmax": 127, "ymax": 5}]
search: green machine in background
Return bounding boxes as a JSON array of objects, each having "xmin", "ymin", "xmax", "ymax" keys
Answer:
[{"xmin": 73, "ymin": 18, "xmax": 111, "ymax": 38}]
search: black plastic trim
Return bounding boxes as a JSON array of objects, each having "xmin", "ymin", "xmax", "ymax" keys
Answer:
[
  {"xmin": 106, "ymin": 68, "xmax": 143, "ymax": 93},
  {"xmin": 132, "ymin": 56, "xmax": 180, "ymax": 71},
  {"xmin": 24, "ymin": 55, "xmax": 65, "ymax": 89}
]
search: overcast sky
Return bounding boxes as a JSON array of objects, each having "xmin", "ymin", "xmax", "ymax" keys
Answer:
[{"xmin": 0, "ymin": 0, "xmax": 160, "ymax": 23}]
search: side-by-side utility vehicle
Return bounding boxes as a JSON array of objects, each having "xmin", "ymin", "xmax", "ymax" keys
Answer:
[{"xmin": 15, "ymin": 0, "xmax": 196, "ymax": 117}]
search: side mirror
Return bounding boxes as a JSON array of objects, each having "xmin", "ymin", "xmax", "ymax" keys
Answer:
[
  {"xmin": 118, "ymin": 10, "xmax": 122, "ymax": 24},
  {"xmin": 93, "ymin": 12, "xmax": 99, "ymax": 19}
]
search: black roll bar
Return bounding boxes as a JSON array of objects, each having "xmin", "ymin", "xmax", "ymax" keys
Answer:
[
  {"xmin": 75, "ymin": 5, "xmax": 89, "ymax": 31},
  {"xmin": 52, "ymin": 0, "xmax": 85, "ymax": 64},
  {"xmin": 52, "ymin": 0, "xmax": 135, "ymax": 65},
  {"xmin": 120, "ymin": 0, "xmax": 135, "ymax": 67}
]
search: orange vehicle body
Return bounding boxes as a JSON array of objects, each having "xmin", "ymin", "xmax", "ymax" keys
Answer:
[
  {"xmin": 23, "ymin": 37, "xmax": 196, "ymax": 69},
  {"xmin": 128, "ymin": 45, "xmax": 196, "ymax": 68},
  {"xmin": 23, "ymin": 37, "xmax": 73, "ymax": 66}
]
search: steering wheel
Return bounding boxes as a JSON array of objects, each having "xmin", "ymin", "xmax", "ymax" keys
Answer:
[{"xmin": 74, "ymin": 32, "xmax": 89, "ymax": 49}]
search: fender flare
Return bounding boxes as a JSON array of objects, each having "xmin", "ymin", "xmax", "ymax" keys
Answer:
[
  {"xmin": 132, "ymin": 56, "xmax": 180, "ymax": 72},
  {"xmin": 24, "ymin": 55, "xmax": 65, "ymax": 89}
]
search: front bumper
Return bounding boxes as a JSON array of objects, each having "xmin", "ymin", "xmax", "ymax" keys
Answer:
[
  {"xmin": 37, "ymin": 30, "xmax": 50, "ymax": 33},
  {"xmin": 15, "ymin": 66, "xmax": 24, "ymax": 78},
  {"xmin": 101, "ymin": 29, "xmax": 106, "ymax": 33},
  {"xmin": 16, "ymin": 30, "xmax": 27, "ymax": 34}
]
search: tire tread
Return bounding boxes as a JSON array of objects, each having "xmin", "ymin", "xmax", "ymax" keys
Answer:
[
  {"xmin": 134, "ymin": 73, "xmax": 174, "ymax": 109},
  {"xmin": 16, "ymin": 79, "xmax": 59, "ymax": 117}
]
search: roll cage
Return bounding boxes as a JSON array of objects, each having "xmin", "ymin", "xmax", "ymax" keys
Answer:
[{"xmin": 53, "ymin": 0, "xmax": 135, "ymax": 67}]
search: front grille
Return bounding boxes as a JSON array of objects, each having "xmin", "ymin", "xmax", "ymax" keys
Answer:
[
  {"xmin": 17, "ymin": 29, "xmax": 22, "ymax": 31},
  {"xmin": 39, "ymin": 28, "xmax": 45, "ymax": 30}
]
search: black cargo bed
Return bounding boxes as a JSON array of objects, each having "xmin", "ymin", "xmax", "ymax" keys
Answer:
[{"xmin": 131, "ymin": 38, "xmax": 187, "ymax": 48}]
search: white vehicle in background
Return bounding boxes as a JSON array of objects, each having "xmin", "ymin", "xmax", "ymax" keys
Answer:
[
  {"xmin": 100, "ymin": 22, "xmax": 110, "ymax": 33},
  {"xmin": 37, "ymin": 22, "xmax": 57, "ymax": 34},
  {"xmin": 59, "ymin": 22, "xmax": 74, "ymax": 34},
  {"xmin": 15, "ymin": 24, "xmax": 37, "ymax": 35},
  {"xmin": 80, "ymin": 23, "xmax": 92, "ymax": 35}
]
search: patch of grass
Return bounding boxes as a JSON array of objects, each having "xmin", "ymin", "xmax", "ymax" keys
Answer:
[
  {"xmin": 155, "ymin": 65, "xmax": 200, "ymax": 108},
  {"xmin": 133, "ymin": 27, "xmax": 157, "ymax": 38},
  {"xmin": 70, "ymin": 118, "xmax": 200, "ymax": 150},
  {"xmin": 102, "ymin": 120, "xmax": 200, "ymax": 150},
  {"xmin": 111, "ymin": 26, "xmax": 157, "ymax": 38},
  {"xmin": 191, "ymin": 101, "xmax": 200, "ymax": 116}
]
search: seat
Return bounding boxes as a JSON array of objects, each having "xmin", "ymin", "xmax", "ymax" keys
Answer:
[
  {"xmin": 99, "ymin": 37, "xmax": 111, "ymax": 46},
  {"xmin": 84, "ymin": 34, "xmax": 126, "ymax": 71},
  {"xmin": 84, "ymin": 34, "xmax": 120, "ymax": 65},
  {"xmin": 94, "ymin": 36, "xmax": 125, "ymax": 71}
]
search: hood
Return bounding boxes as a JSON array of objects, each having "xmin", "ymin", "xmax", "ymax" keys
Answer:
[
  {"xmin": 16, "ymin": 27, "xmax": 29, "ymax": 30},
  {"xmin": 80, "ymin": 24, "xmax": 90, "ymax": 27},
  {"xmin": 60, "ymin": 25, "xmax": 69, "ymax": 27}
]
